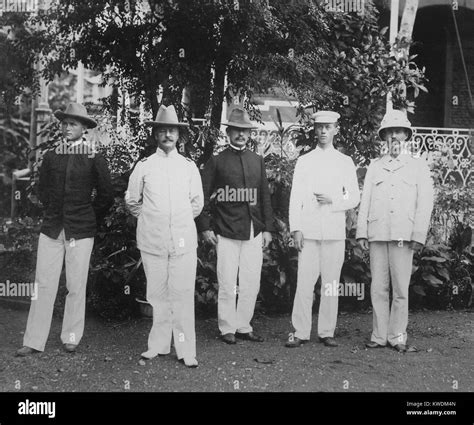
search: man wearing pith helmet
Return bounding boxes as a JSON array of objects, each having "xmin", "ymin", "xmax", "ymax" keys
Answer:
[
  {"xmin": 17, "ymin": 102, "xmax": 113, "ymax": 357},
  {"xmin": 125, "ymin": 105, "xmax": 203, "ymax": 367},
  {"xmin": 356, "ymin": 109, "xmax": 434, "ymax": 353},
  {"xmin": 196, "ymin": 107, "xmax": 274, "ymax": 345},
  {"xmin": 286, "ymin": 110, "xmax": 360, "ymax": 348}
]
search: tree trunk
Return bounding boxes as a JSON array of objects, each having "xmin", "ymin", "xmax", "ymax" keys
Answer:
[
  {"xmin": 210, "ymin": 58, "xmax": 227, "ymax": 129},
  {"xmin": 399, "ymin": 0, "xmax": 419, "ymax": 42},
  {"xmin": 397, "ymin": 0, "xmax": 419, "ymax": 103}
]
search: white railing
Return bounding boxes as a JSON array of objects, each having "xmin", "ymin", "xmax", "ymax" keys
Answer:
[
  {"xmin": 251, "ymin": 126, "xmax": 473, "ymax": 186},
  {"xmin": 411, "ymin": 127, "xmax": 472, "ymax": 187}
]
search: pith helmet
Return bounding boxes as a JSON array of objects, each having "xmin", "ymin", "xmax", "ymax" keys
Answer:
[{"xmin": 378, "ymin": 109, "xmax": 413, "ymax": 140}]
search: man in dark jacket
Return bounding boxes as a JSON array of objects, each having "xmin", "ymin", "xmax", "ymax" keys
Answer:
[
  {"xmin": 16, "ymin": 103, "xmax": 113, "ymax": 356},
  {"xmin": 196, "ymin": 107, "xmax": 274, "ymax": 344}
]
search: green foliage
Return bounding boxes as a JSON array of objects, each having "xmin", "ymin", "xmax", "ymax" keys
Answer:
[
  {"xmin": 0, "ymin": 116, "xmax": 30, "ymax": 165},
  {"xmin": 260, "ymin": 217, "xmax": 298, "ymax": 313},
  {"xmin": 410, "ymin": 235, "xmax": 473, "ymax": 310},
  {"xmin": 20, "ymin": 0, "xmax": 282, "ymax": 121},
  {"xmin": 88, "ymin": 198, "xmax": 143, "ymax": 320},
  {"xmin": 5, "ymin": 0, "xmax": 425, "ymax": 164},
  {"xmin": 84, "ymin": 113, "xmax": 148, "ymax": 320},
  {"xmin": 0, "ymin": 216, "xmax": 41, "ymax": 252},
  {"xmin": 289, "ymin": 3, "xmax": 426, "ymax": 163},
  {"xmin": 0, "ymin": 13, "xmax": 38, "ymax": 111},
  {"xmin": 195, "ymin": 243, "xmax": 218, "ymax": 317}
]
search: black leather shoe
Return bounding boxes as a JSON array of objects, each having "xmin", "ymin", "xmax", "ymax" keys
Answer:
[
  {"xmin": 285, "ymin": 337, "xmax": 308, "ymax": 348},
  {"xmin": 63, "ymin": 344, "xmax": 77, "ymax": 353},
  {"xmin": 319, "ymin": 337, "xmax": 338, "ymax": 347},
  {"xmin": 16, "ymin": 346, "xmax": 40, "ymax": 357},
  {"xmin": 365, "ymin": 341, "xmax": 386, "ymax": 349},
  {"xmin": 392, "ymin": 343, "xmax": 407, "ymax": 353},
  {"xmin": 221, "ymin": 333, "xmax": 236, "ymax": 344},
  {"xmin": 235, "ymin": 332, "xmax": 264, "ymax": 342}
]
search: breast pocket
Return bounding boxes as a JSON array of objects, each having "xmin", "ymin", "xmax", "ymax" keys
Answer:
[
  {"xmin": 371, "ymin": 176, "xmax": 385, "ymax": 200},
  {"xmin": 401, "ymin": 176, "xmax": 416, "ymax": 189}
]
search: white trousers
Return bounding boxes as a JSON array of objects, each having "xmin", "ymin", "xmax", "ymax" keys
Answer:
[
  {"xmin": 23, "ymin": 230, "xmax": 94, "ymax": 351},
  {"xmin": 140, "ymin": 250, "xmax": 197, "ymax": 360},
  {"xmin": 292, "ymin": 239, "xmax": 345, "ymax": 340},
  {"xmin": 369, "ymin": 241, "xmax": 414, "ymax": 346},
  {"xmin": 216, "ymin": 232, "xmax": 263, "ymax": 335}
]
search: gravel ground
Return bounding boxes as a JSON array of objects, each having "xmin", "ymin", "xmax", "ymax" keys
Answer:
[{"xmin": 0, "ymin": 303, "xmax": 473, "ymax": 393}]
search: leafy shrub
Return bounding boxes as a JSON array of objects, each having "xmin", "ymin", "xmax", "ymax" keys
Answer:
[
  {"xmin": 410, "ymin": 222, "xmax": 473, "ymax": 310},
  {"xmin": 195, "ymin": 243, "xmax": 218, "ymax": 318},
  {"xmin": 260, "ymin": 217, "xmax": 298, "ymax": 313},
  {"xmin": 0, "ymin": 217, "xmax": 40, "ymax": 287},
  {"xmin": 87, "ymin": 198, "xmax": 144, "ymax": 321}
]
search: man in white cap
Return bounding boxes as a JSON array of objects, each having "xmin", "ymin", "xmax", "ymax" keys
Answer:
[
  {"xmin": 356, "ymin": 109, "xmax": 433, "ymax": 352},
  {"xmin": 285, "ymin": 110, "xmax": 360, "ymax": 348},
  {"xmin": 196, "ymin": 107, "xmax": 274, "ymax": 345},
  {"xmin": 17, "ymin": 103, "xmax": 113, "ymax": 356},
  {"xmin": 125, "ymin": 105, "xmax": 203, "ymax": 367}
]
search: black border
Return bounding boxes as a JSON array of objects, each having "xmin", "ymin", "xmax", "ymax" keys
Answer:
[{"xmin": 0, "ymin": 392, "xmax": 472, "ymax": 425}]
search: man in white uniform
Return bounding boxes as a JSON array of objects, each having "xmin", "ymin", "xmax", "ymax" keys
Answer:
[
  {"xmin": 125, "ymin": 105, "xmax": 203, "ymax": 367},
  {"xmin": 356, "ymin": 110, "xmax": 434, "ymax": 352},
  {"xmin": 286, "ymin": 111, "xmax": 360, "ymax": 348}
]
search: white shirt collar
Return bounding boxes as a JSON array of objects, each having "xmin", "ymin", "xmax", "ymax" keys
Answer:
[
  {"xmin": 315, "ymin": 144, "xmax": 336, "ymax": 154},
  {"xmin": 156, "ymin": 146, "xmax": 178, "ymax": 157},
  {"xmin": 228, "ymin": 143, "xmax": 246, "ymax": 151},
  {"xmin": 383, "ymin": 153, "xmax": 408, "ymax": 163}
]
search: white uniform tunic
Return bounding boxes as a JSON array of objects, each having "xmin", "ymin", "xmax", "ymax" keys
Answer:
[
  {"xmin": 125, "ymin": 147, "xmax": 203, "ymax": 360},
  {"xmin": 356, "ymin": 153, "xmax": 434, "ymax": 346},
  {"xmin": 126, "ymin": 147, "xmax": 204, "ymax": 256},
  {"xmin": 289, "ymin": 146, "xmax": 360, "ymax": 240},
  {"xmin": 289, "ymin": 145, "xmax": 360, "ymax": 339}
]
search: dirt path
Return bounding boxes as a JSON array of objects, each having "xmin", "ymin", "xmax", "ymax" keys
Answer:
[{"xmin": 0, "ymin": 304, "xmax": 473, "ymax": 392}]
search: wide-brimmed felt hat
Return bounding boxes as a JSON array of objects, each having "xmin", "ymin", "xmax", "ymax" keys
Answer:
[
  {"xmin": 223, "ymin": 107, "xmax": 257, "ymax": 129},
  {"xmin": 54, "ymin": 103, "xmax": 97, "ymax": 129},
  {"xmin": 144, "ymin": 105, "xmax": 189, "ymax": 127},
  {"xmin": 378, "ymin": 109, "xmax": 413, "ymax": 140}
]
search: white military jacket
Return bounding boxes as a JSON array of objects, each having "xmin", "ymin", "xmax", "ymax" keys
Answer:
[
  {"xmin": 356, "ymin": 153, "xmax": 434, "ymax": 244},
  {"xmin": 289, "ymin": 145, "xmax": 360, "ymax": 240},
  {"xmin": 125, "ymin": 147, "xmax": 204, "ymax": 256}
]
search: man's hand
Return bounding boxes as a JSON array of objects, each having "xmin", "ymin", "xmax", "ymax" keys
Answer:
[
  {"xmin": 292, "ymin": 231, "xmax": 304, "ymax": 252},
  {"xmin": 314, "ymin": 193, "xmax": 332, "ymax": 205},
  {"xmin": 410, "ymin": 241, "xmax": 424, "ymax": 253},
  {"xmin": 357, "ymin": 238, "xmax": 369, "ymax": 251},
  {"xmin": 262, "ymin": 231, "xmax": 272, "ymax": 249},
  {"xmin": 201, "ymin": 230, "xmax": 217, "ymax": 246}
]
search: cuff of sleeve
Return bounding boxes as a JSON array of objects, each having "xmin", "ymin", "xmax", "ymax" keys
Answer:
[
  {"xmin": 195, "ymin": 216, "xmax": 211, "ymax": 233},
  {"xmin": 264, "ymin": 221, "xmax": 275, "ymax": 232}
]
